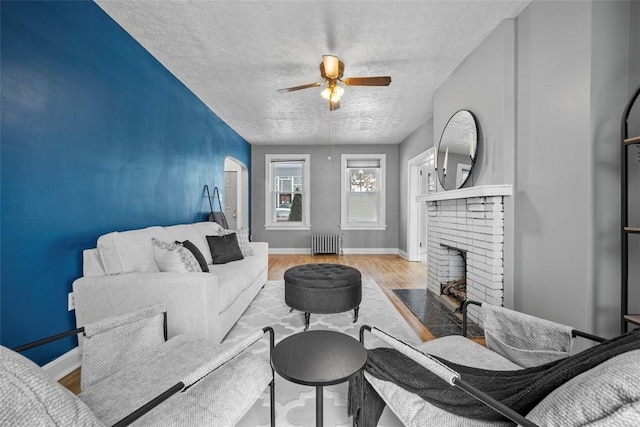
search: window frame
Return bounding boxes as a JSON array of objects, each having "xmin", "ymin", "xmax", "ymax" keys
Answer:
[
  {"xmin": 340, "ymin": 153, "xmax": 387, "ymax": 230},
  {"xmin": 264, "ymin": 154, "xmax": 311, "ymax": 231}
]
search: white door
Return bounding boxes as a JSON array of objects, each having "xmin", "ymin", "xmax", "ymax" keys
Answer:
[{"xmin": 224, "ymin": 171, "xmax": 238, "ymax": 230}]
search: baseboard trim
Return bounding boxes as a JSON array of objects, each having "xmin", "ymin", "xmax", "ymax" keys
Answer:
[
  {"xmin": 269, "ymin": 248, "xmax": 311, "ymax": 255},
  {"xmin": 42, "ymin": 347, "xmax": 81, "ymax": 381},
  {"xmin": 342, "ymin": 248, "xmax": 399, "ymax": 255},
  {"xmin": 269, "ymin": 248, "xmax": 401, "ymax": 255},
  {"xmin": 397, "ymin": 249, "xmax": 409, "ymax": 260}
]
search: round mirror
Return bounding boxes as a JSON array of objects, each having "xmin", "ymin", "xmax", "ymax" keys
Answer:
[{"xmin": 436, "ymin": 110, "xmax": 478, "ymax": 190}]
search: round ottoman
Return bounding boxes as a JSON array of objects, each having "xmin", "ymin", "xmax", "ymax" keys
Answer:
[{"xmin": 284, "ymin": 263, "xmax": 362, "ymax": 330}]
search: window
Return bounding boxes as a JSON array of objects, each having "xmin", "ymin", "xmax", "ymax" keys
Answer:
[
  {"xmin": 265, "ymin": 154, "xmax": 310, "ymax": 230},
  {"xmin": 340, "ymin": 154, "xmax": 386, "ymax": 230}
]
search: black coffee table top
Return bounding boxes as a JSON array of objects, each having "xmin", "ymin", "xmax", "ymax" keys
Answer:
[{"xmin": 271, "ymin": 330, "xmax": 367, "ymax": 387}]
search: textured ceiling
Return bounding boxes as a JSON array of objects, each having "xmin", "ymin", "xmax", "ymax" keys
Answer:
[{"xmin": 95, "ymin": 0, "xmax": 531, "ymax": 145}]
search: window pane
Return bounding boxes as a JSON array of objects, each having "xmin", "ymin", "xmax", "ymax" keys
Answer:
[
  {"xmin": 288, "ymin": 194, "xmax": 303, "ymax": 222},
  {"xmin": 274, "ymin": 162, "xmax": 303, "ymax": 192},
  {"xmin": 347, "ymin": 192, "xmax": 379, "ymax": 223},
  {"xmin": 273, "ymin": 193, "xmax": 304, "ymax": 222},
  {"xmin": 348, "ymin": 168, "xmax": 378, "ymax": 192}
]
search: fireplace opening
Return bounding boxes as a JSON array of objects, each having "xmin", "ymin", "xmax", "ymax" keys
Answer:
[{"xmin": 439, "ymin": 246, "xmax": 467, "ymax": 312}]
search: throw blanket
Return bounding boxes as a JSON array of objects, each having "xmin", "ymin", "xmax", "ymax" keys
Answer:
[{"xmin": 348, "ymin": 328, "xmax": 640, "ymax": 426}]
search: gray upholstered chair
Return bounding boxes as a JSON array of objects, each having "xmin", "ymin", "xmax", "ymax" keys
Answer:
[
  {"xmin": 355, "ymin": 302, "xmax": 640, "ymax": 426},
  {"xmin": 1, "ymin": 304, "xmax": 274, "ymax": 426}
]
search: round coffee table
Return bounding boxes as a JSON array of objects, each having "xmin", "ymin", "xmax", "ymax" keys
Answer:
[
  {"xmin": 284, "ymin": 263, "xmax": 362, "ymax": 330},
  {"xmin": 271, "ymin": 330, "xmax": 367, "ymax": 427}
]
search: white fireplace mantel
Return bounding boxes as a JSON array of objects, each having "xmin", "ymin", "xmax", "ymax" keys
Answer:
[{"xmin": 416, "ymin": 184, "xmax": 513, "ymax": 202}]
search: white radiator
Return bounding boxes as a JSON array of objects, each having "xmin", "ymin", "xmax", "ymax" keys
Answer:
[{"xmin": 310, "ymin": 234, "xmax": 343, "ymax": 255}]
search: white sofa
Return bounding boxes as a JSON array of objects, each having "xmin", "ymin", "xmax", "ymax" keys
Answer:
[{"xmin": 73, "ymin": 221, "xmax": 268, "ymax": 343}]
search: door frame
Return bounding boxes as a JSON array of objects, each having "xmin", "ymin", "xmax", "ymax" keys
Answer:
[
  {"xmin": 224, "ymin": 157, "xmax": 249, "ymax": 229},
  {"xmin": 407, "ymin": 149, "xmax": 433, "ymax": 262}
]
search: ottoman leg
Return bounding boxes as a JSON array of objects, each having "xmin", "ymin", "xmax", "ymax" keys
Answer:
[
  {"xmin": 304, "ymin": 312, "xmax": 311, "ymax": 331},
  {"xmin": 353, "ymin": 306, "xmax": 359, "ymax": 323}
]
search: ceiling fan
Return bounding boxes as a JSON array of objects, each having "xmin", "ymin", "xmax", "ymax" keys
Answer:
[{"xmin": 276, "ymin": 55, "xmax": 391, "ymax": 111}]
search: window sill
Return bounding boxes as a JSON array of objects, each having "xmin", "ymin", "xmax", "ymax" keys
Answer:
[
  {"xmin": 265, "ymin": 224, "xmax": 311, "ymax": 231},
  {"xmin": 340, "ymin": 224, "xmax": 387, "ymax": 231}
]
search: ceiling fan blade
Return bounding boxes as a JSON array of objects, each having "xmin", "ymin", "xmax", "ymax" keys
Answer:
[
  {"xmin": 343, "ymin": 76, "xmax": 392, "ymax": 87},
  {"xmin": 276, "ymin": 82, "xmax": 323, "ymax": 93},
  {"xmin": 329, "ymin": 99, "xmax": 340, "ymax": 111}
]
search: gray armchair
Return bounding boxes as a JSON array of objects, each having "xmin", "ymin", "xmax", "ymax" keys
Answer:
[
  {"xmin": 353, "ymin": 301, "xmax": 640, "ymax": 426},
  {"xmin": 1, "ymin": 304, "xmax": 274, "ymax": 426}
]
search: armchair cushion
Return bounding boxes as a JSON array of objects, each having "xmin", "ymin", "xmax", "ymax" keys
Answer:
[
  {"xmin": 482, "ymin": 303, "xmax": 574, "ymax": 367},
  {"xmin": 81, "ymin": 304, "xmax": 166, "ymax": 390},
  {"xmin": 79, "ymin": 334, "xmax": 270, "ymax": 426},
  {"xmin": 356, "ymin": 327, "xmax": 640, "ymax": 426},
  {"xmin": 0, "ymin": 346, "xmax": 105, "ymax": 427},
  {"xmin": 528, "ymin": 349, "xmax": 640, "ymax": 426},
  {"xmin": 364, "ymin": 336, "xmax": 517, "ymax": 427}
]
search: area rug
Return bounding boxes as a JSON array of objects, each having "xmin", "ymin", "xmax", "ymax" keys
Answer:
[
  {"xmin": 224, "ymin": 279, "xmax": 420, "ymax": 427},
  {"xmin": 393, "ymin": 288, "xmax": 484, "ymax": 338}
]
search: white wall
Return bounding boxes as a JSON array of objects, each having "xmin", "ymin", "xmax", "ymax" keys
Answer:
[
  {"xmin": 417, "ymin": 0, "xmax": 636, "ymax": 336},
  {"xmin": 515, "ymin": 0, "xmax": 633, "ymax": 337}
]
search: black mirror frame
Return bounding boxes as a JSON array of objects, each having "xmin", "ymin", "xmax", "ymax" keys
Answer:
[{"xmin": 436, "ymin": 109, "xmax": 479, "ymax": 191}]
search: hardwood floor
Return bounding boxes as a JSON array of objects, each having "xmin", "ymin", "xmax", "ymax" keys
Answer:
[{"xmin": 59, "ymin": 254, "xmax": 432, "ymax": 393}]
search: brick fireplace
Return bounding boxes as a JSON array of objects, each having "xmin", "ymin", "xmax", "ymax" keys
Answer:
[{"xmin": 418, "ymin": 185, "xmax": 512, "ymax": 324}]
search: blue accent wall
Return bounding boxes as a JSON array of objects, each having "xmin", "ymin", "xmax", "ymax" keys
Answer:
[{"xmin": 1, "ymin": 1, "xmax": 251, "ymax": 365}]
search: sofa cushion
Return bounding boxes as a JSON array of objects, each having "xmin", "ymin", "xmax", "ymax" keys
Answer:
[
  {"xmin": 177, "ymin": 240, "xmax": 209, "ymax": 272},
  {"xmin": 0, "ymin": 346, "xmax": 105, "ymax": 427},
  {"xmin": 206, "ymin": 233, "xmax": 244, "ymax": 264},
  {"xmin": 97, "ymin": 227, "xmax": 169, "ymax": 275},
  {"xmin": 527, "ymin": 349, "xmax": 640, "ymax": 426},
  {"xmin": 151, "ymin": 238, "xmax": 201, "ymax": 273}
]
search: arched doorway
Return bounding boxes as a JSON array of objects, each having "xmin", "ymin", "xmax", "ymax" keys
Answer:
[{"xmin": 224, "ymin": 157, "xmax": 249, "ymax": 229}]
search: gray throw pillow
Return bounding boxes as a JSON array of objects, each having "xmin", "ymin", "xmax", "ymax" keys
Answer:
[
  {"xmin": 221, "ymin": 227, "xmax": 253, "ymax": 257},
  {"xmin": 206, "ymin": 233, "xmax": 244, "ymax": 264}
]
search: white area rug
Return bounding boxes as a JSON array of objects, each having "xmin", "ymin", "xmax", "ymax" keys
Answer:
[{"xmin": 224, "ymin": 279, "xmax": 420, "ymax": 427}]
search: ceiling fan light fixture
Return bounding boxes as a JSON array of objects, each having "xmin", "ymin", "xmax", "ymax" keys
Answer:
[
  {"xmin": 321, "ymin": 85, "xmax": 344, "ymax": 102},
  {"xmin": 322, "ymin": 55, "xmax": 340, "ymax": 79},
  {"xmin": 320, "ymin": 87, "xmax": 332, "ymax": 100},
  {"xmin": 331, "ymin": 85, "xmax": 344, "ymax": 102}
]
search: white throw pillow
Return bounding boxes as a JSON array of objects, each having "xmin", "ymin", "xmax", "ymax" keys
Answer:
[
  {"xmin": 221, "ymin": 227, "xmax": 253, "ymax": 257},
  {"xmin": 151, "ymin": 238, "xmax": 201, "ymax": 272},
  {"xmin": 527, "ymin": 349, "xmax": 640, "ymax": 426}
]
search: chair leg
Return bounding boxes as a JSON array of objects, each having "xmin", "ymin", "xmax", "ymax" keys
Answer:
[
  {"xmin": 304, "ymin": 312, "xmax": 310, "ymax": 331},
  {"xmin": 353, "ymin": 306, "xmax": 359, "ymax": 323},
  {"xmin": 270, "ymin": 379, "xmax": 275, "ymax": 427}
]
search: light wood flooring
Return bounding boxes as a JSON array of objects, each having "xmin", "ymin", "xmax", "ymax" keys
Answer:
[{"xmin": 59, "ymin": 254, "xmax": 432, "ymax": 394}]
